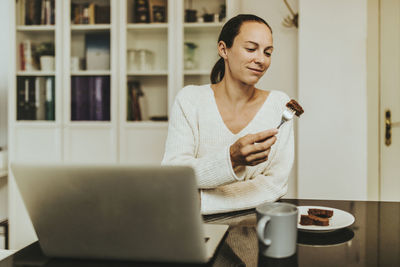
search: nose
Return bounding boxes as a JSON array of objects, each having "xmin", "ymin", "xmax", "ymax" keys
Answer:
[{"xmin": 254, "ymin": 50, "xmax": 265, "ymax": 65}]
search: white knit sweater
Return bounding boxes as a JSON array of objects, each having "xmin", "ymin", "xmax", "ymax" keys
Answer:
[{"xmin": 162, "ymin": 84, "xmax": 294, "ymax": 215}]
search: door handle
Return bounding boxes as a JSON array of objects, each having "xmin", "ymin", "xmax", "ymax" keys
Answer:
[{"xmin": 385, "ymin": 110, "xmax": 400, "ymax": 146}]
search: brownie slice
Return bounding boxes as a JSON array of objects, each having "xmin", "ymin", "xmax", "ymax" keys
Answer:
[
  {"xmin": 299, "ymin": 214, "xmax": 314, "ymax": 225},
  {"xmin": 308, "ymin": 208, "xmax": 334, "ymax": 218},
  {"xmin": 308, "ymin": 214, "xmax": 329, "ymax": 226},
  {"xmin": 286, "ymin": 99, "xmax": 304, "ymax": 117}
]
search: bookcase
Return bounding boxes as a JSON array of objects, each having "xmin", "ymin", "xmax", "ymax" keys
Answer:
[
  {"xmin": 9, "ymin": 0, "xmax": 241, "ymax": 248},
  {"xmin": 10, "ymin": 0, "xmax": 240, "ymax": 165}
]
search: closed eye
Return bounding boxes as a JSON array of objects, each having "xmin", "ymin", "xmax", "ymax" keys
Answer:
[{"xmin": 246, "ymin": 48, "xmax": 256, "ymax": 52}]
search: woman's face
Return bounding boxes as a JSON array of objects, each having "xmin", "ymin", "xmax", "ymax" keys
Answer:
[{"xmin": 223, "ymin": 21, "xmax": 273, "ymax": 85}]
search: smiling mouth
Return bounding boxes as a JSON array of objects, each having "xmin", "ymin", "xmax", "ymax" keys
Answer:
[{"xmin": 248, "ymin": 67, "xmax": 264, "ymax": 74}]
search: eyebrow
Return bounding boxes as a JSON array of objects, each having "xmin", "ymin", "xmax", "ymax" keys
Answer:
[{"xmin": 245, "ymin": 41, "xmax": 273, "ymax": 50}]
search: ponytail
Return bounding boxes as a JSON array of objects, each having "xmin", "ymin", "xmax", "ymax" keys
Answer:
[{"xmin": 210, "ymin": 57, "xmax": 225, "ymax": 84}]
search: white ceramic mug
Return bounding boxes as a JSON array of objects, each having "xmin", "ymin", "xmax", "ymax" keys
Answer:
[
  {"xmin": 256, "ymin": 202, "xmax": 298, "ymax": 258},
  {"xmin": 40, "ymin": 56, "xmax": 55, "ymax": 71}
]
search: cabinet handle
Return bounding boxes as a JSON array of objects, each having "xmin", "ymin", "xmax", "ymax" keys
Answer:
[{"xmin": 385, "ymin": 110, "xmax": 400, "ymax": 146}]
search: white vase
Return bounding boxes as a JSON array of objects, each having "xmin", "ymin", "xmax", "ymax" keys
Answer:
[{"xmin": 40, "ymin": 56, "xmax": 55, "ymax": 71}]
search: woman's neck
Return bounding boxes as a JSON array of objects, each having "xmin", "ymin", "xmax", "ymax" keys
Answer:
[{"xmin": 214, "ymin": 75, "xmax": 257, "ymax": 106}]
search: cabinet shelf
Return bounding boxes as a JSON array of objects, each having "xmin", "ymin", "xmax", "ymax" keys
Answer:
[
  {"xmin": 184, "ymin": 70, "xmax": 211, "ymax": 75},
  {"xmin": 17, "ymin": 25, "xmax": 55, "ymax": 32},
  {"xmin": 14, "ymin": 121, "xmax": 59, "ymax": 127},
  {"xmin": 17, "ymin": 71, "xmax": 56, "ymax": 76},
  {"xmin": 127, "ymin": 70, "xmax": 168, "ymax": 76},
  {"xmin": 127, "ymin": 23, "xmax": 168, "ymax": 30},
  {"xmin": 71, "ymin": 24, "xmax": 111, "ymax": 32},
  {"xmin": 71, "ymin": 70, "xmax": 111, "ymax": 76},
  {"xmin": 65, "ymin": 122, "xmax": 113, "ymax": 128},
  {"xmin": 184, "ymin": 22, "xmax": 224, "ymax": 29},
  {"xmin": 124, "ymin": 121, "xmax": 168, "ymax": 129}
]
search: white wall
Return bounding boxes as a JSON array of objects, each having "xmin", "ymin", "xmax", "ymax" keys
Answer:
[
  {"xmin": 298, "ymin": 0, "xmax": 368, "ymax": 200},
  {"xmin": 239, "ymin": 0, "xmax": 299, "ymax": 198},
  {"xmin": 0, "ymin": 0, "xmax": 9, "ymax": 222}
]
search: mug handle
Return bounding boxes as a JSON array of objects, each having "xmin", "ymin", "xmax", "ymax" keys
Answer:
[{"xmin": 257, "ymin": 215, "xmax": 272, "ymax": 246}]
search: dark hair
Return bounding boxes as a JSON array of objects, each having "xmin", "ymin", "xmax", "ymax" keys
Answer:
[{"xmin": 210, "ymin": 14, "xmax": 272, "ymax": 84}]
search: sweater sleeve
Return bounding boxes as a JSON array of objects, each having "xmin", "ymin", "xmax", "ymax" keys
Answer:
[
  {"xmin": 161, "ymin": 92, "xmax": 245, "ymax": 189},
  {"xmin": 200, "ymin": 118, "xmax": 294, "ymax": 215}
]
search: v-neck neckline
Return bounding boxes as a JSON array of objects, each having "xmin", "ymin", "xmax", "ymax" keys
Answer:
[{"xmin": 208, "ymin": 84, "xmax": 273, "ymax": 136}]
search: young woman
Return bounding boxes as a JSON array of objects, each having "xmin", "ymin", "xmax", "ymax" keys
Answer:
[{"xmin": 162, "ymin": 14, "xmax": 294, "ymax": 215}]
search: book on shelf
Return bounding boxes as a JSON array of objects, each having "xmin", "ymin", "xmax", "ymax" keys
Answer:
[
  {"xmin": 71, "ymin": 3, "xmax": 81, "ymax": 24},
  {"xmin": 91, "ymin": 76, "xmax": 109, "ymax": 121},
  {"xmin": 99, "ymin": 76, "xmax": 111, "ymax": 121},
  {"xmin": 45, "ymin": 77, "xmax": 55, "ymax": 120},
  {"xmin": 19, "ymin": 0, "xmax": 26, "ymax": 25},
  {"xmin": 20, "ymin": 40, "xmax": 36, "ymax": 71},
  {"xmin": 127, "ymin": 81, "xmax": 143, "ymax": 121},
  {"xmin": 88, "ymin": 3, "xmax": 95, "ymax": 25},
  {"xmin": 150, "ymin": 0, "xmax": 167, "ymax": 23},
  {"xmin": 19, "ymin": 43, "xmax": 25, "ymax": 71},
  {"xmin": 24, "ymin": 0, "xmax": 54, "ymax": 25},
  {"xmin": 35, "ymin": 77, "xmax": 46, "ymax": 120},
  {"xmin": 133, "ymin": 0, "xmax": 150, "ymax": 23},
  {"xmin": 71, "ymin": 76, "xmax": 90, "ymax": 121},
  {"xmin": 17, "ymin": 77, "xmax": 33, "ymax": 120},
  {"xmin": 17, "ymin": 76, "xmax": 55, "ymax": 121},
  {"xmin": 95, "ymin": 5, "xmax": 111, "ymax": 24},
  {"xmin": 85, "ymin": 33, "xmax": 110, "ymax": 71},
  {"xmin": 88, "ymin": 76, "xmax": 95, "ymax": 120},
  {"xmin": 71, "ymin": 2, "xmax": 110, "ymax": 24},
  {"xmin": 71, "ymin": 76, "xmax": 110, "ymax": 121},
  {"xmin": 42, "ymin": 0, "xmax": 54, "ymax": 25}
]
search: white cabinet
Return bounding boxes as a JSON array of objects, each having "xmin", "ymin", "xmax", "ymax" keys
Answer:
[{"xmin": 10, "ymin": 0, "xmax": 239, "ymax": 165}]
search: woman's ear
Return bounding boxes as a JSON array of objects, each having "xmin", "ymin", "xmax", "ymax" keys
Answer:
[{"xmin": 217, "ymin": 41, "xmax": 228, "ymax": 60}]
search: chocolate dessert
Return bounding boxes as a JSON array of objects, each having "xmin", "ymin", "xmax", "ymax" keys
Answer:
[
  {"xmin": 307, "ymin": 214, "xmax": 329, "ymax": 226},
  {"xmin": 286, "ymin": 99, "xmax": 304, "ymax": 117},
  {"xmin": 299, "ymin": 214, "xmax": 330, "ymax": 226},
  {"xmin": 299, "ymin": 214, "xmax": 314, "ymax": 225},
  {"xmin": 308, "ymin": 208, "xmax": 334, "ymax": 218},
  {"xmin": 299, "ymin": 208, "xmax": 334, "ymax": 226}
]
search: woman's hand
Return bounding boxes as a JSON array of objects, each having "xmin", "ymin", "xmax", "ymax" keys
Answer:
[{"xmin": 230, "ymin": 129, "xmax": 278, "ymax": 168}]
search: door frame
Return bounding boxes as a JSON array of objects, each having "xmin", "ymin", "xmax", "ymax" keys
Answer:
[{"xmin": 367, "ymin": 0, "xmax": 380, "ymax": 201}]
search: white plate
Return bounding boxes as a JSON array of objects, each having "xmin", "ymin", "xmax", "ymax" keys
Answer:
[{"xmin": 297, "ymin": 206, "xmax": 355, "ymax": 233}]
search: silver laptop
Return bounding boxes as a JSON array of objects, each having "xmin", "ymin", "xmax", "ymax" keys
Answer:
[{"xmin": 11, "ymin": 163, "xmax": 228, "ymax": 263}]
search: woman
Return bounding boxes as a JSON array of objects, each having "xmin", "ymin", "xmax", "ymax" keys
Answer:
[{"xmin": 162, "ymin": 14, "xmax": 294, "ymax": 215}]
